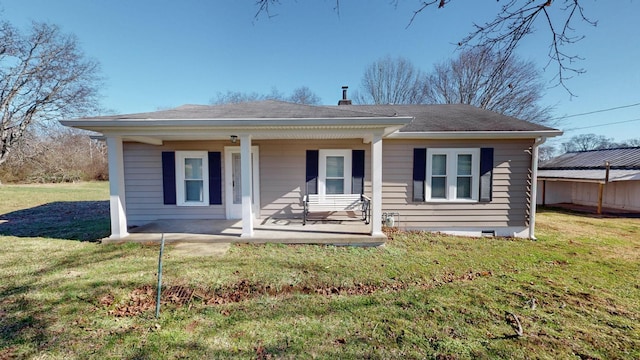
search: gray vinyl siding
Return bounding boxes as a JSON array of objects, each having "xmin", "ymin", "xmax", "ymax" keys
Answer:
[
  {"xmin": 258, "ymin": 139, "xmax": 370, "ymax": 218},
  {"xmin": 381, "ymin": 139, "xmax": 534, "ymax": 229},
  {"xmin": 123, "ymin": 139, "xmax": 370, "ymax": 225},
  {"xmin": 123, "ymin": 138, "xmax": 534, "ymax": 231},
  {"xmin": 123, "ymin": 141, "xmax": 226, "ymax": 226}
]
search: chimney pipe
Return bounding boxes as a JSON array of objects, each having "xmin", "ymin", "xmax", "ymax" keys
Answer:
[{"xmin": 338, "ymin": 86, "xmax": 352, "ymax": 105}]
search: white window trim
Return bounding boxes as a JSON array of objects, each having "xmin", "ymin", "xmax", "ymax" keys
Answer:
[
  {"xmin": 176, "ymin": 151, "xmax": 209, "ymax": 207},
  {"xmin": 318, "ymin": 149, "xmax": 352, "ymax": 196},
  {"xmin": 426, "ymin": 148, "xmax": 480, "ymax": 202}
]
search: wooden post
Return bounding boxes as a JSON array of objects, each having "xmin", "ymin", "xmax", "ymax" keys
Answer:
[
  {"xmin": 597, "ymin": 183, "xmax": 604, "ymax": 215},
  {"xmin": 598, "ymin": 161, "xmax": 611, "ymax": 215}
]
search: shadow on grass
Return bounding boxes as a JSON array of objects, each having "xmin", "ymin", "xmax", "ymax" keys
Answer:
[
  {"xmin": 0, "ymin": 241, "xmax": 155, "ymax": 357},
  {"xmin": 0, "ymin": 200, "xmax": 110, "ymax": 241}
]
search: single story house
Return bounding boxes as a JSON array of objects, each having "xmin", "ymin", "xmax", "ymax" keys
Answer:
[
  {"xmin": 61, "ymin": 93, "xmax": 561, "ymax": 241},
  {"xmin": 537, "ymin": 147, "xmax": 640, "ymax": 213}
]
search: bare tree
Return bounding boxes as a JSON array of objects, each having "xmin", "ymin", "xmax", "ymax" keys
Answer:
[
  {"xmin": 354, "ymin": 56, "xmax": 429, "ymax": 104},
  {"xmin": 0, "ymin": 21, "xmax": 100, "ymax": 166},
  {"xmin": 426, "ymin": 47, "xmax": 552, "ymax": 125},
  {"xmin": 255, "ymin": 0, "xmax": 595, "ymax": 95},
  {"xmin": 619, "ymin": 138, "xmax": 640, "ymax": 147},
  {"xmin": 561, "ymin": 133, "xmax": 615, "ymax": 153},
  {"xmin": 210, "ymin": 86, "xmax": 321, "ymax": 105},
  {"xmin": 288, "ymin": 86, "xmax": 321, "ymax": 105},
  {"xmin": 210, "ymin": 88, "xmax": 284, "ymax": 104}
]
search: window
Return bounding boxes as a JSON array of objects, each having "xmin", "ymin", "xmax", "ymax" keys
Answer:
[
  {"xmin": 176, "ymin": 151, "xmax": 209, "ymax": 206},
  {"xmin": 318, "ymin": 150, "xmax": 352, "ymax": 195},
  {"xmin": 425, "ymin": 148, "xmax": 480, "ymax": 202}
]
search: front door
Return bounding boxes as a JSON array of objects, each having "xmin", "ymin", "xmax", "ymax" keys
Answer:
[{"xmin": 224, "ymin": 146, "xmax": 260, "ymax": 219}]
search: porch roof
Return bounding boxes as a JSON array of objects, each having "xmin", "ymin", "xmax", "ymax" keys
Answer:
[{"xmin": 61, "ymin": 100, "xmax": 411, "ymax": 142}]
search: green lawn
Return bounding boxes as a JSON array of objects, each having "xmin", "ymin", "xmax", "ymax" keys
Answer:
[{"xmin": 0, "ymin": 182, "xmax": 638, "ymax": 359}]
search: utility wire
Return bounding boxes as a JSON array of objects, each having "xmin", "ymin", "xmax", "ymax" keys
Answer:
[
  {"xmin": 564, "ymin": 117, "xmax": 640, "ymax": 132},
  {"xmin": 552, "ymin": 102, "xmax": 640, "ymax": 120}
]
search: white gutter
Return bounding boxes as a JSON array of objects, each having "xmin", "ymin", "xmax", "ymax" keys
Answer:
[
  {"xmin": 387, "ymin": 130, "xmax": 563, "ymax": 140},
  {"xmin": 60, "ymin": 116, "xmax": 413, "ymax": 128},
  {"xmin": 529, "ymin": 137, "xmax": 547, "ymax": 240}
]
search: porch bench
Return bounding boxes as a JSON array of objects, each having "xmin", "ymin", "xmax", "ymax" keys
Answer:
[{"xmin": 303, "ymin": 194, "xmax": 370, "ymax": 225}]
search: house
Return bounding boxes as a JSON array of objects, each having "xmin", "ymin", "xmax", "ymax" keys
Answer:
[
  {"xmin": 61, "ymin": 92, "xmax": 561, "ymax": 242},
  {"xmin": 537, "ymin": 147, "xmax": 640, "ymax": 213}
]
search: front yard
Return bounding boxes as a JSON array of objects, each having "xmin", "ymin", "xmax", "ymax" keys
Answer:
[{"xmin": 0, "ymin": 182, "xmax": 638, "ymax": 359}]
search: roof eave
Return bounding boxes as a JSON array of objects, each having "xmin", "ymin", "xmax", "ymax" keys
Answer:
[
  {"xmin": 60, "ymin": 116, "xmax": 412, "ymax": 129},
  {"xmin": 387, "ymin": 130, "xmax": 563, "ymax": 140}
]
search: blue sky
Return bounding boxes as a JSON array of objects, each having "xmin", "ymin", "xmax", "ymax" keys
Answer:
[{"xmin": 2, "ymin": 0, "xmax": 639, "ymax": 146}]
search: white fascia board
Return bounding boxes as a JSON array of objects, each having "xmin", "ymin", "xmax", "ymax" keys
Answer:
[
  {"xmin": 60, "ymin": 116, "xmax": 412, "ymax": 129},
  {"xmin": 387, "ymin": 130, "xmax": 563, "ymax": 139}
]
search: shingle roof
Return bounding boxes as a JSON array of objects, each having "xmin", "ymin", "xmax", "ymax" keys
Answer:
[
  {"xmin": 343, "ymin": 104, "xmax": 554, "ymax": 132},
  {"xmin": 540, "ymin": 147, "xmax": 640, "ymax": 170},
  {"xmin": 72, "ymin": 101, "xmax": 557, "ymax": 133},
  {"xmin": 79, "ymin": 101, "xmax": 394, "ymax": 120}
]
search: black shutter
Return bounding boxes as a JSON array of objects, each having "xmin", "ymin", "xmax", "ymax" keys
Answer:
[
  {"xmin": 208, "ymin": 152, "xmax": 222, "ymax": 205},
  {"xmin": 351, "ymin": 149, "xmax": 365, "ymax": 195},
  {"xmin": 161, "ymin": 151, "xmax": 176, "ymax": 205},
  {"xmin": 305, "ymin": 150, "xmax": 319, "ymax": 195},
  {"xmin": 413, "ymin": 148, "xmax": 426, "ymax": 202},
  {"xmin": 479, "ymin": 147, "xmax": 494, "ymax": 202}
]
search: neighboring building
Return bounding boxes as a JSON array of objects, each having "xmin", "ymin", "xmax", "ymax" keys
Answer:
[
  {"xmin": 537, "ymin": 147, "xmax": 640, "ymax": 213},
  {"xmin": 61, "ymin": 94, "xmax": 561, "ymax": 241}
]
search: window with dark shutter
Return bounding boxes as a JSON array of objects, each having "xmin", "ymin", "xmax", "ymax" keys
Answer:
[
  {"xmin": 305, "ymin": 150, "xmax": 319, "ymax": 195},
  {"xmin": 162, "ymin": 151, "xmax": 176, "ymax": 205},
  {"xmin": 208, "ymin": 152, "xmax": 222, "ymax": 205},
  {"xmin": 352, "ymin": 149, "xmax": 365, "ymax": 195},
  {"xmin": 413, "ymin": 148, "xmax": 426, "ymax": 202},
  {"xmin": 479, "ymin": 147, "xmax": 494, "ymax": 202}
]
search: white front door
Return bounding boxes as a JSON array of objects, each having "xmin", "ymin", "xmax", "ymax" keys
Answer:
[{"xmin": 225, "ymin": 146, "xmax": 260, "ymax": 219}]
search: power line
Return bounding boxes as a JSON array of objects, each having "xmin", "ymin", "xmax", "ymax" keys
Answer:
[
  {"xmin": 564, "ymin": 117, "xmax": 640, "ymax": 132},
  {"xmin": 553, "ymin": 102, "xmax": 640, "ymax": 120}
]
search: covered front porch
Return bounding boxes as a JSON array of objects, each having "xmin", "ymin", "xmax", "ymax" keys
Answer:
[
  {"xmin": 61, "ymin": 101, "xmax": 413, "ymax": 243},
  {"xmin": 107, "ymin": 217, "xmax": 386, "ymax": 246}
]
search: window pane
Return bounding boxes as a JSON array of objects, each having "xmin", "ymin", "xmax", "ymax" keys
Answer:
[
  {"xmin": 185, "ymin": 180, "xmax": 203, "ymax": 202},
  {"xmin": 431, "ymin": 177, "xmax": 446, "ymax": 198},
  {"xmin": 457, "ymin": 177, "xmax": 471, "ymax": 199},
  {"xmin": 457, "ymin": 154, "xmax": 472, "ymax": 176},
  {"xmin": 326, "ymin": 156, "xmax": 344, "ymax": 177},
  {"xmin": 432, "ymin": 154, "xmax": 447, "ymax": 176},
  {"xmin": 185, "ymin": 158, "xmax": 203, "ymax": 179},
  {"xmin": 326, "ymin": 179, "xmax": 344, "ymax": 194}
]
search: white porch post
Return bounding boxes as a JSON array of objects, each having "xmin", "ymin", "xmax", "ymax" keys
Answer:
[
  {"xmin": 240, "ymin": 134, "xmax": 254, "ymax": 237},
  {"xmin": 106, "ymin": 136, "xmax": 129, "ymax": 239},
  {"xmin": 371, "ymin": 133, "xmax": 383, "ymax": 236}
]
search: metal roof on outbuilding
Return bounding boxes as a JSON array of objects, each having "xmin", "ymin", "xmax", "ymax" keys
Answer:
[{"xmin": 540, "ymin": 147, "xmax": 640, "ymax": 170}]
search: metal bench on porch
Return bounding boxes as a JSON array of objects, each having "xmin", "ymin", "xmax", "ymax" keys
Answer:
[{"xmin": 302, "ymin": 194, "xmax": 371, "ymax": 225}]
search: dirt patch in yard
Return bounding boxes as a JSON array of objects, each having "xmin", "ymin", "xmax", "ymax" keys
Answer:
[{"xmin": 103, "ymin": 270, "xmax": 494, "ymax": 317}]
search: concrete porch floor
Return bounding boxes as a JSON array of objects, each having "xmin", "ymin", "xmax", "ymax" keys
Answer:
[{"xmin": 107, "ymin": 217, "xmax": 386, "ymax": 246}]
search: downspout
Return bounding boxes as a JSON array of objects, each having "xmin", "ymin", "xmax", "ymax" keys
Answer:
[{"xmin": 529, "ymin": 137, "xmax": 547, "ymax": 240}]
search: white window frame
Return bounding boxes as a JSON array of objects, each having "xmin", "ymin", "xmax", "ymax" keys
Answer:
[
  {"xmin": 426, "ymin": 148, "xmax": 480, "ymax": 202},
  {"xmin": 175, "ymin": 151, "xmax": 209, "ymax": 206},
  {"xmin": 318, "ymin": 149, "xmax": 352, "ymax": 196}
]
